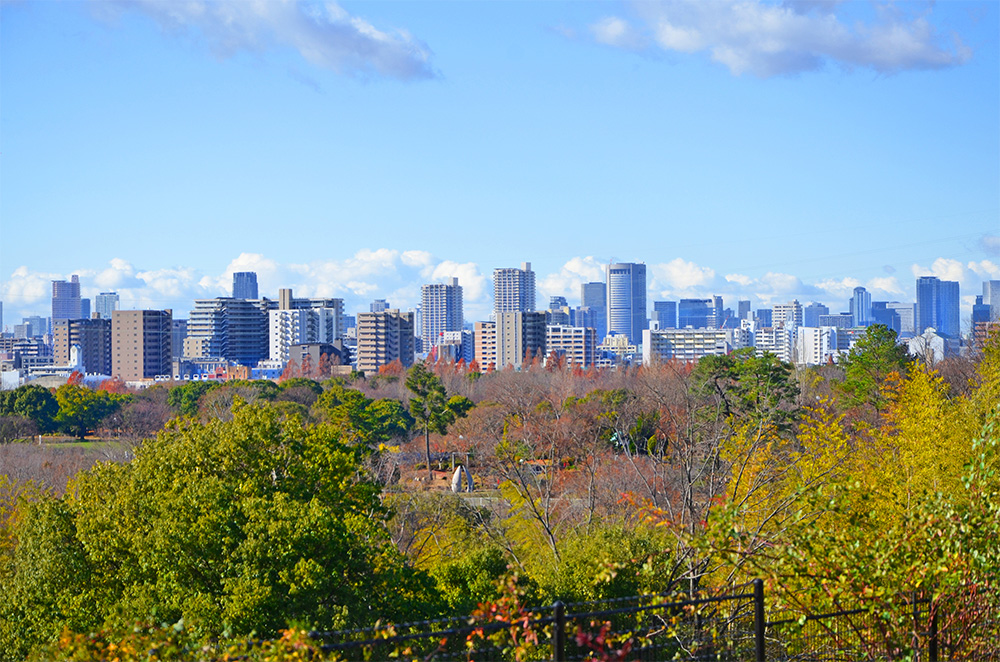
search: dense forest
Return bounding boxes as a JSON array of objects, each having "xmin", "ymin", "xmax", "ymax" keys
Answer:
[{"xmin": 0, "ymin": 324, "xmax": 998, "ymax": 660}]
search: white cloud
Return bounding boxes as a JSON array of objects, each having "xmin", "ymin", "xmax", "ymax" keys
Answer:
[
  {"xmin": 815, "ymin": 276, "xmax": 862, "ymax": 301},
  {"xmin": 725, "ymin": 273, "xmax": 754, "ymax": 287},
  {"xmin": 650, "ymin": 258, "xmax": 716, "ymax": 294},
  {"xmin": 968, "ymin": 260, "xmax": 1000, "ymax": 280},
  {"xmin": 911, "ymin": 257, "xmax": 965, "ymax": 283},
  {"xmin": 980, "ymin": 234, "xmax": 1000, "ymax": 256},
  {"xmin": 538, "ymin": 257, "xmax": 606, "ymax": 303},
  {"xmin": 867, "ymin": 276, "xmax": 904, "ymax": 296},
  {"xmin": 591, "ymin": 16, "xmax": 646, "ymax": 50},
  {"xmin": 591, "ymin": 0, "xmax": 969, "ymax": 77},
  {"xmin": 98, "ymin": 0, "xmax": 436, "ymax": 80}
]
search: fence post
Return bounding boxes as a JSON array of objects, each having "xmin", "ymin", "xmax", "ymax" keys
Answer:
[
  {"xmin": 754, "ymin": 579, "xmax": 766, "ymax": 662},
  {"xmin": 928, "ymin": 605, "xmax": 938, "ymax": 662},
  {"xmin": 553, "ymin": 601, "xmax": 566, "ymax": 662}
]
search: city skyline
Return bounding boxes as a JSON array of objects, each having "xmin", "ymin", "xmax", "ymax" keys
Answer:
[{"xmin": 1, "ymin": 1, "xmax": 997, "ymax": 325}]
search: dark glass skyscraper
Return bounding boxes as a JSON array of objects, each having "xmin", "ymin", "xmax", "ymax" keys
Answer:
[
  {"xmin": 51, "ymin": 275, "xmax": 82, "ymax": 321},
  {"xmin": 915, "ymin": 276, "xmax": 959, "ymax": 338},
  {"xmin": 580, "ymin": 281, "xmax": 607, "ymax": 341},
  {"xmin": 232, "ymin": 272, "xmax": 259, "ymax": 300}
]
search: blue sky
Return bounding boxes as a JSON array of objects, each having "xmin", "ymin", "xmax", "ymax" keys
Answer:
[{"xmin": 1, "ymin": 0, "xmax": 998, "ymax": 326}]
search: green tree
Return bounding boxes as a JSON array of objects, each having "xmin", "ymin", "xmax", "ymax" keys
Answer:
[
  {"xmin": 53, "ymin": 384, "xmax": 125, "ymax": 439},
  {"xmin": 313, "ymin": 384, "xmax": 412, "ymax": 448},
  {"xmin": 0, "ymin": 403, "xmax": 442, "ymax": 659},
  {"xmin": 0, "ymin": 385, "xmax": 58, "ymax": 434},
  {"xmin": 166, "ymin": 381, "xmax": 219, "ymax": 417},
  {"xmin": 836, "ymin": 323, "xmax": 912, "ymax": 412},
  {"xmin": 694, "ymin": 348, "xmax": 800, "ymax": 431},
  {"xmin": 406, "ymin": 364, "xmax": 474, "ymax": 479}
]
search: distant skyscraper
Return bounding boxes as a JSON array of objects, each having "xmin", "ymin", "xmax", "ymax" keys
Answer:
[
  {"xmin": 984, "ymin": 280, "xmax": 1000, "ymax": 322},
  {"xmin": 421, "ymin": 278, "xmax": 463, "ymax": 350},
  {"xmin": 850, "ymin": 287, "xmax": 872, "ymax": 327},
  {"xmin": 679, "ymin": 299, "xmax": 712, "ymax": 329},
  {"xmin": 915, "ymin": 276, "xmax": 960, "ymax": 338},
  {"xmin": 370, "ymin": 299, "xmax": 389, "ymax": 313},
  {"xmin": 494, "ymin": 263, "xmax": 535, "ymax": 314},
  {"xmin": 607, "ymin": 262, "xmax": 646, "ymax": 344},
  {"xmin": 803, "ymin": 302, "xmax": 830, "ymax": 328},
  {"xmin": 653, "ymin": 301, "xmax": 677, "ymax": 329},
  {"xmin": 580, "ymin": 281, "xmax": 607, "ymax": 340},
  {"xmin": 232, "ymin": 272, "xmax": 259, "ymax": 300},
  {"xmin": 51, "ymin": 275, "xmax": 82, "ymax": 321},
  {"xmin": 95, "ymin": 292, "xmax": 119, "ymax": 319},
  {"xmin": 737, "ymin": 300, "xmax": 752, "ymax": 321},
  {"xmin": 549, "ymin": 296, "xmax": 568, "ymax": 310}
]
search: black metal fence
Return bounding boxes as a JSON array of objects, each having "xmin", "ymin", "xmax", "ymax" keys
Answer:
[{"xmin": 307, "ymin": 581, "xmax": 998, "ymax": 661}]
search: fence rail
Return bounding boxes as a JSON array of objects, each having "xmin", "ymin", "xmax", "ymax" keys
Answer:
[{"xmin": 307, "ymin": 580, "xmax": 998, "ymax": 661}]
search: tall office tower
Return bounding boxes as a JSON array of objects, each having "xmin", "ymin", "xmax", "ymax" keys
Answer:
[
  {"xmin": 755, "ymin": 308, "xmax": 773, "ymax": 328},
  {"xmin": 549, "ymin": 296, "xmax": 568, "ymax": 309},
  {"xmin": 803, "ymin": 302, "xmax": 830, "ymax": 327},
  {"xmin": 421, "ymin": 278, "xmax": 464, "ymax": 350},
  {"xmin": 497, "ymin": 311, "xmax": 546, "ymax": 368},
  {"xmin": 737, "ymin": 300, "xmax": 752, "ymax": 321},
  {"xmin": 653, "ymin": 301, "xmax": 677, "ymax": 329},
  {"xmin": 984, "ymin": 280, "xmax": 1000, "ymax": 321},
  {"xmin": 915, "ymin": 276, "xmax": 960, "ymax": 338},
  {"xmin": 355, "ymin": 309, "xmax": 415, "ymax": 373},
  {"xmin": 370, "ymin": 299, "xmax": 389, "ymax": 313},
  {"xmin": 886, "ymin": 302, "xmax": 915, "ymax": 336},
  {"xmin": 679, "ymin": 299, "xmax": 712, "ymax": 328},
  {"xmin": 850, "ymin": 287, "xmax": 872, "ymax": 327},
  {"xmin": 53, "ymin": 318, "xmax": 113, "ymax": 375},
  {"xmin": 494, "ymin": 262, "xmax": 536, "ymax": 314},
  {"xmin": 232, "ymin": 272, "xmax": 259, "ymax": 300},
  {"xmin": 112, "ymin": 310, "xmax": 172, "ymax": 381},
  {"xmin": 185, "ymin": 298, "xmax": 275, "ymax": 364},
  {"xmin": 580, "ymin": 281, "xmax": 608, "ymax": 340},
  {"xmin": 95, "ymin": 292, "xmax": 120, "ymax": 319},
  {"xmin": 81, "ymin": 298, "xmax": 91, "ymax": 319},
  {"xmin": 607, "ymin": 262, "xmax": 647, "ymax": 344},
  {"xmin": 972, "ymin": 296, "xmax": 991, "ymax": 326},
  {"xmin": 773, "ymin": 300, "xmax": 803, "ymax": 329},
  {"xmin": 708, "ymin": 296, "xmax": 725, "ymax": 328},
  {"xmin": 871, "ymin": 302, "xmax": 902, "ymax": 334},
  {"xmin": 51, "ymin": 275, "xmax": 82, "ymax": 321},
  {"xmin": 819, "ymin": 313, "xmax": 854, "ymax": 329},
  {"xmin": 19, "ymin": 316, "xmax": 48, "ymax": 338}
]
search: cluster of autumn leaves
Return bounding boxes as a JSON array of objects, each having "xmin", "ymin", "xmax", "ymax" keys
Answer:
[{"xmin": 0, "ymin": 324, "xmax": 998, "ymax": 660}]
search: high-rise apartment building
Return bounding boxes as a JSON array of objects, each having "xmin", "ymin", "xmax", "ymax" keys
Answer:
[
  {"xmin": 772, "ymin": 300, "xmax": 803, "ymax": 329},
  {"xmin": 269, "ymin": 308, "xmax": 342, "ymax": 362},
  {"xmin": 474, "ymin": 321, "xmax": 497, "ymax": 370},
  {"xmin": 185, "ymin": 298, "xmax": 275, "ymax": 365},
  {"xmin": 51, "ymin": 275, "xmax": 82, "ymax": 321},
  {"xmin": 580, "ymin": 281, "xmax": 607, "ymax": 340},
  {"xmin": 607, "ymin": 262, "xmax": 646, "ymax": 344},
  {"xmin": 112, "ymin": 310, "xmax": 172, "ymax": 381},
  {"xmin": 355, "ymin": 309, "xmax": 415, "ymax": 374},
  {"xmin": 232, "ymin": 272, "xmax": 259, "ymax": 300},
  {"xmin": 494, "ymin": 262, "xmax": 536, "ymax": 314},
  {"xmin": 546, "ymin": 325, "xmax": 597, "ymax": 368},
  {"xmin": 421, "ymin": 278, "xmax": 463, "ymax": 350},
  {"xmin": 497, "ymin": 311, "xmax": 546, "ymax": 369},
  {"xmin": 915, "ymin": 276, "xmax": 960, "ymax": 338},
  {"xmin": 53, "ymin": 318, "xmax": 113, "ymax": 375},
  {"xmin": 95, "ymin": 292, "xmax": 120, "ymax": 319}
]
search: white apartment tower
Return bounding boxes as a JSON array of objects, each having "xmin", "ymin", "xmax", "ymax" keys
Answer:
[
  {"xmin": 421, "ymin": 278, "xmax": 463, "ymax": 350},
  {"xmin": 493, "ymin": 263, "xmax": 535, "ymax": 314}
]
